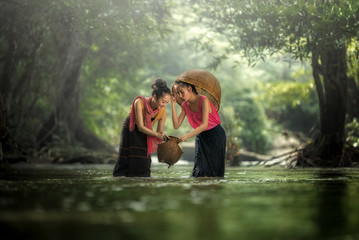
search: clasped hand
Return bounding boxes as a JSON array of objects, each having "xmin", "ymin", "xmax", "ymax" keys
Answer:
[{"xmin": 157, "ymin": 132, "xmax": 169, "ymax": 141}]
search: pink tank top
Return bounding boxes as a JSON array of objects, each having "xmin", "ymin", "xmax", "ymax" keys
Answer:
[{"xmin": 182, "ymin": 95, "xmax": 221, "ymax": 131}]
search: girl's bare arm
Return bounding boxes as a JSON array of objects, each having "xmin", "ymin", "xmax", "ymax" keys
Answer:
[
  {"xmin": 157, "ymin": 110, "xmax": 166, "ymax": 132},
  {"xmin": 171, "ymin": 97, "xmax": 186, "ymax": 129},
  {"xmin": 135, "ymin": 99, "xmax": 164, "ymax": 139},
  {"xmin": 178, "ymin": 98, "xmax": 210, "ymax": 142}
]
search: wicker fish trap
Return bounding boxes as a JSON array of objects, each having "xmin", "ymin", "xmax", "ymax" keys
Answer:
[
  {"xmin": 175, "ymin": 69, "xmax": 221, "ymax": 110},
  {"xmin": 157, "ymin": 136, "xmax": 182, "ymax": 167}
]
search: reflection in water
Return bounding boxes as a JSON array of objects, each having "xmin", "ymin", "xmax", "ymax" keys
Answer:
[
  {"xmin": 315, "ymin": 171, "xmax": 349, "ymax": 239},
  {"xmin": 0, "ymin": 164, "xmax": 359, "ymax": 240}
]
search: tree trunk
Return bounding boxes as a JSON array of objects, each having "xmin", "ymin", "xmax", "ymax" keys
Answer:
[
  {"xmin": 298, "ymin": 46, "xmax": 348, "ymax": 166},
  {"xmin": 0, "ymin": 91, "xmax": 6, "ymax": 164},
  {"xmin": 36, "ymin": 29, "xmax": 115, "ymax": 153},
  {"xmin": 0, "ymin": 92, "xmax": 6, "ymax": 134},
  {"xmin": 36, "ymin": 28, "xmax": 86, "ymax": 148}
]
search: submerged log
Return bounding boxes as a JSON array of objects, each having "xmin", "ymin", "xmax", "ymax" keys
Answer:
[{"xmin": 239, "ymin": 149, "xmax": 271, "ymax": 162}]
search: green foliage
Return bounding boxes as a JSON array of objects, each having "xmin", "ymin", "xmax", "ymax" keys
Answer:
[
  {"xmin": 75, "ymin": 0, "xmax": 173, "ymax": 143},
  {"xmin": 3, "ymin": 0, "xmax": 343, "ymax": 157},
  {"xmin": 259, "ymin": 79, "xmax": 315, "ymax": 107},
  {"xmin": 196, "ymin": 0, "xmax": 359, "ymax": 61},
  {"xmin": 346, "ymin": 119, "xmax": 359, "ymax": 148},
  {"xmin": 219, "ymin": 71, "xmax": 274, "ymax": 153},
  {"xmin": 0, "ymin": 0, "xmax": 173, "ymax": 147},
  {"xmin": 186, "ymin": 0, "xmax": 359, "ymax": 157},
  {"xmin": 81, "ymin": 77, "xmax": 130, "ymax": 143},
  {"xmin": 232, "ymin": 95, "xmax": 273, "ymax": 154},
  {"xmin": 258, "ymin": 80, "xmax": 318, "ymax": 133},
  {"xmin": 347, "ymin": 41, "xmax": 359, "ymax": 81}
]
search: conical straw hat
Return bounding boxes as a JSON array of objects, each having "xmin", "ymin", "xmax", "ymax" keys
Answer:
[{"xmin": 175, "ymin": 69, "xmax": 221, "ymax": 110}]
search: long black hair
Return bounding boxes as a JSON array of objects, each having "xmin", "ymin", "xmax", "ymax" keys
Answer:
[{"xmin": 151, "ymin": 78, "xmax": 171, "ymax": 99}]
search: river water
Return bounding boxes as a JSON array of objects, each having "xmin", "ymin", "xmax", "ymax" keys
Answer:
[{"xmin": 0, "ymin": 162, "xmax": 359, "ymax": 240}]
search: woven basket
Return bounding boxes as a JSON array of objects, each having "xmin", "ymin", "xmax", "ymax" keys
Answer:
[
  {"xmin": 157, "ymin": 136, "xmax": 182, "ymax": 167},
  {"xmin": 175, "ymin": 69, "xmax": 221, "ymax": 110}
]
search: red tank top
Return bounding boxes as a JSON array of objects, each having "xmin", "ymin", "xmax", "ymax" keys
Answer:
[{"xmin": 182, "ymin": 95, "xmax": 221, "ymax": 131}]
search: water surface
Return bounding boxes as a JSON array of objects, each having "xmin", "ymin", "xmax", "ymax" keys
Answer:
[{"xmin": 0, "ymin": 163, "xmax": 359, "ymax": 240}]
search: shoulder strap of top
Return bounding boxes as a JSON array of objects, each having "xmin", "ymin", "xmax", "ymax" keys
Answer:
[
  {"xmin": 199, "ymin": 95, "xmax": 214, "ymax": 113},
  {"xmin": 198, "ymin": 95, "xmax": 206, "ymax": 108}
]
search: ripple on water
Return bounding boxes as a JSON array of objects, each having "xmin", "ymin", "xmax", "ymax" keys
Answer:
[{"xmin": 1, "ymin": 164, "xmax": 359, "ymax": 240}]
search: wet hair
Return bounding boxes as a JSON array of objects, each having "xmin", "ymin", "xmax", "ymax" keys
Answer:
[
  {"xmin": 174, "ymin": 80, "xmax": 198, "ymax": 94},
  {"xmin": 151, "ymin": 78, "xmax": 171, "ymax": 99}
]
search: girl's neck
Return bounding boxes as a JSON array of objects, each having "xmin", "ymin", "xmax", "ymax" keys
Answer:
[
  {"xmin": 188, "ymin": 94, "xmax": 199, "ymax": 104},
  {"xmin": 149, "ymin": 97, "xmax": 157, "ymax": 111}
]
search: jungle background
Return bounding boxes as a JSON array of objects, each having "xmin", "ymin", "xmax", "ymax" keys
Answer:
[{"xmin": 1, "ymin": 0, "xmax": 358, "ymax": 167}]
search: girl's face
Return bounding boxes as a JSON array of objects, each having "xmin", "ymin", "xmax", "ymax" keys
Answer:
[
  {"xmin": 172, "ymin": 85, "xmax": 183, "ymax": 105},
  {"xmin": 154, "ymin": 93, "xmax": 171, "ymax": 110},
  {"xmin": 176, "ymin": 85, "xmax": 192, "ymax": 102}
]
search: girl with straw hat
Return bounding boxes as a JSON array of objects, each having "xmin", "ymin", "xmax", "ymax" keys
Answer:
[{"xmin": 171, "ymin": 70, "xmax": 226, "ymax": 177}]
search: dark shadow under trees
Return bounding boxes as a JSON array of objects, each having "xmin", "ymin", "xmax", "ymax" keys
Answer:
[{"xmin": 0, "ymin": 1, "xmax": 171, "ymax": 165}]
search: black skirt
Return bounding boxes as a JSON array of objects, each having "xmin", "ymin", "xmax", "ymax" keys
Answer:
[
  {"xmin": 192, "ymin": 124, "xmax": 226, "ymax": 177},
  {"xmin": 113, "ymin": 116, "xmax": 151, "ymax": 177}
]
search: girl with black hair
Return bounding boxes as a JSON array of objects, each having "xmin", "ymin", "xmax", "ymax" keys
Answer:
[
  {"xmin": 171, "ymin": 80, "xmax": 226, "ymax": 177},
  {"xmin": 113, "ymin": 79, "xmax": 171, "ymax": 177}
]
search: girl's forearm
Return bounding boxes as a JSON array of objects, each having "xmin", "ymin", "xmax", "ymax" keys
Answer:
[
  {"xmin": 138, "ymin": 125, "xmax": 161, "ymax": 138},
  {"xmin": 181, "ymin": 123, "xmax": 208, "ymax": 142},
  {"xmin": 181, "ymin": 97, "xmax": 209, "ymax": 141},
  {"xmin": 171, "ymin": 103, "xmax": 181, "ymax": 129},
  {"xmin": 157, "ymin": 112, "xmax": 166, "ymax": 133}
]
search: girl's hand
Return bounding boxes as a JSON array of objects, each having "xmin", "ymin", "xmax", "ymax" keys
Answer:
[
  {"xmin": 178, "ymin": 135, "xmax": 189, "ymax": 143},
  {"xmin": 170, "ymin": 92, "xmax": 177, "ymax": 105},
  {"xmin": 156, "ymin": 132, "xmax": 170, "ymax": 141},
  {"xmin": 156, "ymin": 132, "xmax": 166, "ymax": 140},
  {"xmin": 164, "ymin": 133, "xmax": 170, "ymax": 140}
]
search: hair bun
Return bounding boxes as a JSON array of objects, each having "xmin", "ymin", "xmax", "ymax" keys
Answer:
[
  {"xmin": 152, "ymin": 78, "xmax": 167, "ymax": 90},
  {"xmin": 151, "ymin": 78, "xmax": 171, "ymax": 99}
]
